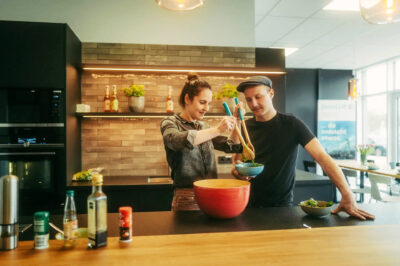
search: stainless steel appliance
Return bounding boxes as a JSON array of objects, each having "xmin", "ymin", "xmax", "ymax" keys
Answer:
[{"xmin": 0, "ymin": 175, "xmax": 19, "ymax": 250}]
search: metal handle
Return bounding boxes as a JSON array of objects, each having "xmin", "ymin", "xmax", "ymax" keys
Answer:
[
  {"xmin": 0, "ymin": 152, "xmax": 56, "ymax": 156},
  {"xmin": 19, "ymin": 224, "xmax": 32, "ymax": 233},
  {"xmin": 0, "ymin": 144, "xmax": 64, "ymax": 148},
  {"xmin": 0, "ymin": 123, "xmax": 64, "ymax": 128},
  {"xmin": 234, "ymin": 97, "xmax": 244, "ymax": 121},
  {"xmin": 49, "ymin": 222, "xmax": 64, "ymax": 235}
]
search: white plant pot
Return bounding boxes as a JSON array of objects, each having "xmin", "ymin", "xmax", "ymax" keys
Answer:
[{"xmin": 128, "ymin": 96, "xmax": 145, "ymax": 113}]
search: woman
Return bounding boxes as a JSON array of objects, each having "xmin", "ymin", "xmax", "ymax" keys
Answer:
[{"xmin": 160, "ymin": 73, "xmax": 240, "ymax": 211}]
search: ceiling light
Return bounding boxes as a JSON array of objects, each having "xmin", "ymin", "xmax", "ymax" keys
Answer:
[
  {"xmin": 348, "ymin": 78, "xmax": 358, "ymax": 100},
  {"xmin": 283, "ymin": 48, "xmax": 299, "ymax": 56},
  {"xmin": 270, "ymin": 47, "xmax": 298, "ymax": 57},
  {"xmin": 156, "ymin": 0, "xmax": 204, "ymax": 11},
  {"xmin": 323, "ymin": 0, "xmax": 360, "ymax": 11},
  {"xmin": 360, "ymin": 0, "xmax": 400, "ymax": 24}
]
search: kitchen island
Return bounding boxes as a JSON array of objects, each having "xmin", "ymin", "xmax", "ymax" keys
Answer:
[{"xmin": 3, "ymin": 202, "xmax": 400, "ymax": 265}]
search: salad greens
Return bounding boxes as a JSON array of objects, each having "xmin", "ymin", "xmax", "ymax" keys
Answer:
[
  {"xmin": 301, "ymin": 198, "xmax": 333, "ymax": 208},
  {"xmin": 242, "ymin": 158, "xmax": 262, "ymax": 167}
]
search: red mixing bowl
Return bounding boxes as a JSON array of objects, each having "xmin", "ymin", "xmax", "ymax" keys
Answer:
[{"xmin": 193, "ymin": 179, "xmax": 250, "ymax": 219}]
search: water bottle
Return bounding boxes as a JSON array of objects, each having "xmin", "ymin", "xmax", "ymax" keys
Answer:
[{"xmin": 63, "ymin": 190, "xmax": 78, "ymax": 247}]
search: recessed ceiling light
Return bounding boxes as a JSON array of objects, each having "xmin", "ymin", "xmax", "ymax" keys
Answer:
[
  {"xmin": 270, "ymin": 47, "xmax": 299, "ymax": 57},
  {"xmin": 323, "ymin": 0, "xmax": 360, "ymax": 11},
  {"xmin": 156, "ymin": 0, "xmax": 204, "ymax": 11}
]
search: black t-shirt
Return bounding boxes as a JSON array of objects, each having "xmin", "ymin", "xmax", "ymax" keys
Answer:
[{"xmin": 245, "ymin": 112, "xmax": 315, "ymax": 207}]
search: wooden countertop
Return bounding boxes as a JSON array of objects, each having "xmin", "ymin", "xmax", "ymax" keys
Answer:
[
  {"xmin": 3, "ymin": 224, "xmax": 400, "ymax": 265},
  {"xmin": 336, "ymin": 160, "xmax": 400, "ymax": 179}
]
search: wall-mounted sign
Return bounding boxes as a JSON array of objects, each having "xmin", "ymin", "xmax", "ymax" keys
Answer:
[{"xmin": 318, "ymin": 100, "xmax": 356, "ymax": 159}]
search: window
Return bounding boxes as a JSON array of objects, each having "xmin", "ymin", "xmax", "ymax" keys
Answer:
[
  {"xmin": 364, "ymin": 95, "xmax": 387, "ymax": 163},
  {"xmin": 357, "ymin": 57, "xmax": 400, "ymax": 164},
  {"xmin": 364, "ymin": 64, "xmax": 387, "ymax": 95},
  {"xmin": 396, "ymin": 59, "xmax": 400, "ymax": 91}
]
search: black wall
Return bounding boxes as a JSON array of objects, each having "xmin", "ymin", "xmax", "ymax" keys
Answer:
[
  {"xmin": 286, "ymin": 68, "xmax": 353, "ymax": 171},
  {"xmin": 318, "ymin": 69, "xmax": 353, "ymax": 100},
  {"xmin": 256, "ymin": 48, "xmax": 286, "ymax": 112}
]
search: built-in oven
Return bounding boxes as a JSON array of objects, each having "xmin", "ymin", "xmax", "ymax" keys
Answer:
[
  {"xmin": 0, "ymin": 148, "xmax": 62, "ymax": 190},
  {"xmin": 0, "ymin": 126, "xmax": 65, "ymax": 215},
  {"xmin": 0, "ymin": 88, "xmax": 64, "ymax": 124}
]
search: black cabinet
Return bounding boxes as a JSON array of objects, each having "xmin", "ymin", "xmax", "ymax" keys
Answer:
[
  {"xmin": 1, "ymin": 21, "xmax": 66, "ymax": 88},
  {"xmin": 293, "ymin": 170, "xmax": 335, "ymax": 204},
  {"xmin": 71, "ymin": 185, "xmax": 173, "ymax": 214},
  {"xmin": 0, "ymin": 21, "xmax": 82, "ymax": 215}
]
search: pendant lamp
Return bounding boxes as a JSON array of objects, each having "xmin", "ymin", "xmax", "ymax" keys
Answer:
[
  {"xmin": 156, "ymin": 0, "xmax": 204, "ymax": 11},
  {"xmin": 348, "ymin": 78, "xmax": 358, "ymax": 100},
  {"xmin": 360, "ymin": 0, "xmax": 400, "ymax": 24}
]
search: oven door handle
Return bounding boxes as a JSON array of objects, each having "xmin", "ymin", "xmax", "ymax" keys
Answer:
[{"xmin": 0, "ymin": 152, "xmax": 56, "ymax": 156}]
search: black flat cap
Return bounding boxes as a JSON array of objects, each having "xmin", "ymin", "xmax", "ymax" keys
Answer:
[{"xmin": 237, "ymin": 76, "xmax": 273, "ymax": 92}]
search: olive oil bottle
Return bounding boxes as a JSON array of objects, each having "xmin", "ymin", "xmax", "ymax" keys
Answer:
[{"xmin": 87, "ymin": 174, "xmax": 107, "ymax": 248}]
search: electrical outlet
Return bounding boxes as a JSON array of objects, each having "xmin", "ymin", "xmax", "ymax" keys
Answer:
[{"xmin": 218, "ymin": 155, "xmax": 232, "ymax": 164}]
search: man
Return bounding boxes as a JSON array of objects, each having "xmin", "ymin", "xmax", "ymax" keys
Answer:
[{"xmin": 231, "ymin": 76, "xmax": 374, "ymax": 220}]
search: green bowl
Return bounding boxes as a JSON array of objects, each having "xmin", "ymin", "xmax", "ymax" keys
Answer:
[{"xmin": 299, "ymin": 200, "xmax": 333, "ymax": 217}]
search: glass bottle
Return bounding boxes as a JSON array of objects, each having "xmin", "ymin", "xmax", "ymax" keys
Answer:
[
  {"xmin": 63, "ymin": 190, "xmax": 78, "ymax": 248},
  {"xmin": 104, "ymin": 85, "xmax": 111, "ymax": 112},
  {"xmin": 111, "ymin": 85, "xmax": 119, "ymax": 112},
  {"xmin": 166, "ymin": 87, "xmax": 174, "ymax": 113},
  {"xmin": 87, "ymin": 174, "xmax": 107, "ymax": 248}
]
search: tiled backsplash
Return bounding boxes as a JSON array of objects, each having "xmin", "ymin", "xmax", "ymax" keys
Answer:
[
  {"xmin": 82, "ymin": 43, "xmax": 255, "ymax": 67},
  {"xmin": 81, "ymin": 43, "xmax": 255, "ymax": 177}
]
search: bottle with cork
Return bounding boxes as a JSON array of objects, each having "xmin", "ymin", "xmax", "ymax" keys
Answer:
[
  {"xmin": 110, "ymin": 85, "xmax": 119, "ymax": 112},
  {"xmin": 104, "ymin": 85, "xmax": 111, "ymax": 112},
  {"xmin": 166, "ymin": 87, "xmax": 174, "ymax": 113}
]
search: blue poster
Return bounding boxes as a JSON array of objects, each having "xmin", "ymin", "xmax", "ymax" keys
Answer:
[
  {"xmin": 318, "ymin": 121, "xmax": 356, "ymax": 159},
  {"xmin": 318, "ymin": 100, "xmax": 356, "ymax": 159}
]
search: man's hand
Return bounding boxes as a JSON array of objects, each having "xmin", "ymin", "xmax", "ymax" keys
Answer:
[
  {"xmin": 233, "ymin": 102, "xmax": 246, "ymax": 120},
  {"xmin": 331, "ymin": 194, "xmax": 375, "ymax": 220},
  {"xmin": 231, "ymin": 160, "xmax": 254, "ymax": 181}
]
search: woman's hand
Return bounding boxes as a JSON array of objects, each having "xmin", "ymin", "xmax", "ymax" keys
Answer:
[{"xmin": 216, "ymin": 116, "xmax": 236, "ymax": 134}]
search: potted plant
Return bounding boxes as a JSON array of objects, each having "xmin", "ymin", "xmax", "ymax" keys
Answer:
[
  {"xmin": 213, "ymin": 84, "xmax": 239, "ymax": 113},
  {"xmin": 356, "ymin": 144, "xmax": 374, "ymax": 166},
  {"xmin": 123, "ymin": 84, "xmax": 146, "ymax": 112}
]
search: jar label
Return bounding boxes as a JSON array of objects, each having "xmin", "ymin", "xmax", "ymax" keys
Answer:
[{"xmin": 64, "ymin": 220, "xmax": 78, "ymax": 240}]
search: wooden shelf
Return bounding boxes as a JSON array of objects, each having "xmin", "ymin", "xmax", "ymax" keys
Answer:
[{"xmin": 76, "ymin": 112, "xmax": 253, "ymax": 119}]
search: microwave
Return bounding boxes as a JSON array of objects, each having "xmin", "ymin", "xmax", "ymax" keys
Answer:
[{"xmin": 0, "ymin": 88, "xmax": 64, "ymax": 124}]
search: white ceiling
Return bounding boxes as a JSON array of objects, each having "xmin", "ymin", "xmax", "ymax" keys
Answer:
[{"xmin": 255, "ymin": 0, "xmax": 400, "ymax": 69}]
